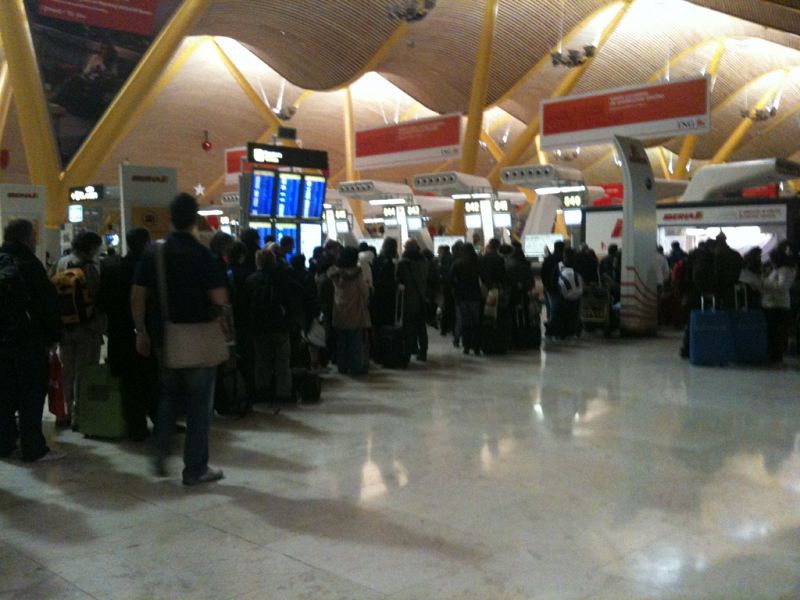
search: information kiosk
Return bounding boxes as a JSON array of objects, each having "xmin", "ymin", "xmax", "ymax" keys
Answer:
[{"xmin": 0, "ymin": 184, "xmax": 47, "ymax": 262}]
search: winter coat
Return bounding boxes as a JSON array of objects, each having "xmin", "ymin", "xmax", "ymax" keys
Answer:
[
  {"xmin": 329, "ymin": 266, "xmax": 371, "ymax": 330},
  {"xmin": 762, "ymin": 265, "xmax": 796, "ymax": 309},
  {"xmin": 396, "ymin": 249, "xmax": 428, "ymax": 317}
]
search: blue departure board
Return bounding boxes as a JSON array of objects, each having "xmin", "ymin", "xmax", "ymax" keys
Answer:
[
  {"xmin": 276, "ymin": 174, "xmax": 301, "ymax": 217},
  {"xmin": 250, "ymin": 171, "xmax": 276, "ymax": 216},
  {"xmin": 301, "ymin": 175, "xmax": 326, "ymax": 219}
]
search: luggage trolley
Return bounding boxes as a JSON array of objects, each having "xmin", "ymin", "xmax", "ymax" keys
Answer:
[{"xmin": 580, "ymin": 283, "xmax": 618, "ymax": 337}]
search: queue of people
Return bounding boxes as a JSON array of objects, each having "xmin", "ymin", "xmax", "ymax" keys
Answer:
[{"xmin": 1, "ymin": 192, "xmax": 798, "ymax": 481}]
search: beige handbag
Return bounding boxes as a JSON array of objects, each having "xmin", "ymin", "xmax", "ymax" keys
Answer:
[{"xmin": 156, "ymin": 242, "xmax": 229, "ymax": 369}]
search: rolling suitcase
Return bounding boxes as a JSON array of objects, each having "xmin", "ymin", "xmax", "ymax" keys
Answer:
[
  {"xmin": 730, "ymin": 284, "xmax": 769, "ymax": 364},
  {"xmin": 215, "ymin": 350, "xmax": 250, "ymax": 416},
  {"xmin": 689, "ymin": 296, "xmax": 735, "ymax": 367},
  {"xmin": 481, "ymin": 317, "xmax": 507, "ymax": 355},
  {"xmin": 512, "ymin": 303, "xmax": 541, "ymax": 350},
  {"xmin": 378, "ymin": 289, "xmax": 410, "ymax": 369},
  {"xmin": 77, "ymin": 363, "xmax": 126, "ymax": 438}
]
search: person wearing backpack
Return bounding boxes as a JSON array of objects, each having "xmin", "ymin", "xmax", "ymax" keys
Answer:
[
  {"xmin": 554, "ymin": 248, "xmax": 584, "ymax": 339},
  {"xmin": 242, "ymin": 247, "xmax": 294, "ymax": 405},
  {"xmin": 0, "ymin": 219, "xmax": 63, "ymax": 461},
  {"xmin": 52, "ymin": 231, "xmax": 106, "ymax": 430}
]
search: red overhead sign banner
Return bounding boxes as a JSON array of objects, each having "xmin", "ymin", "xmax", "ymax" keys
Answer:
[
  {"xmin": 38, "ymin": 0, "xmax": 158, "ymax": 36},
  {"xmin": 355, "ymin": 113, "xmax": 462, "ymax": 170},
  {"xmin": 225, "ymin": 147, "xmax": 248, "ymax": 186},
  {"xmin": 540, "ymin": 76, "xmax": 710, "ymax": 150}
]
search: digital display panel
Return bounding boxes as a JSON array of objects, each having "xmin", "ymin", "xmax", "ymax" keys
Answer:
[
  {"xmin": 300, "ymin": 223, "xmax": 323, "ymax": 264},
  {"xmin": 68, "ymin": 204, "xmax": 84, "ymax": 223},
  {"xmin": 302, "ymin": 175, "xmax": 326, "ymax": 219},
  {"xmin": 563, "ymin": 208, "xmax": 583, "ymax": 225},
  {"xmin": 276, "ymin": 173, "xmax": 301, "ymax": 217},
  {"xmin": 250, "ymin": 171, "xmax": 276, "ymax": 216},
  {"xmin": 250, "ymin": 222, "xmax": 273, "ymax": 247},
  {"xmin": 493, "ymin": 213, "xmax": 512, "ymax": 228},
  {"xmin": 275, "ymin": 224, "xmax": 298, "ymax": 260},
  {"xmin": 465, "ymin": 214, "xmax": 482, "ymax": 229},
  {"xmin": 407, "ymin": 216, "xmax": 423, "ymax": 231},
  {"xmin": 524, "ymin": 234, "xmax": 564, "ymax": 259}
]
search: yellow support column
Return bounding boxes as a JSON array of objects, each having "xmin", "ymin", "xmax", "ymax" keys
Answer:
[
  {"xmin": 0, "ymin": 62, "xmax": 12, "ymax": 151},
  {"xmin": 0, "ymin": 1, "xmax": 62, "ymax": 225},
  {"xmin": 212, "ymin": 39, "xmax": 281, "ymax": 132},
  {"xmin": 711, "ymin": 74, "xmax": 786, "ymax": 164},
  {"xmin": 487, "ymin": 0, "xmax": 632, "ymax": 188},
  {"xmin": 453, "ymin": 0, "xmax": 499, "ymax": 235},
  {"xmin": 674, "ymin": 41, "xmax": 725, "ymax": 178},
  {"xmin": 480, "ymin": 130, "xmax": 504, "ymax": 162},
  {"xmin": 343, "ymin": 86, "xmax": 364, "ymax": 230},
  {"xmin": 63, "ymin": 0, "xmax": 213, "ymax": 192}
]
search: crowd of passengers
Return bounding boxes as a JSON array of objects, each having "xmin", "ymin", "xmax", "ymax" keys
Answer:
[{"xmin": 0, "ymin": 192, "xmax": 797, "ymax": 483}]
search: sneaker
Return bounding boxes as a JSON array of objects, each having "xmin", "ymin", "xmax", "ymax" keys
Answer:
[
  {"xmin": 34, "ymin": 449, "xmax": 66, "ymax": 462},
  {"xmin": 183, "ymin": 467, "xmax": 224, "ymax": 486}
]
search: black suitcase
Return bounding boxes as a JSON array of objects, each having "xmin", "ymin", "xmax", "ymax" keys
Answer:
[
  {"xmin": 292, "ymin": 368, "xmax": 322, "ymax": 404},
  {"xmin": 481, "ymin": 317, "xmax": 507, "ymax": 355},
  {"xmin": 513, "ymin": 303, "xmax": 541, "ymax": 350},
  {"xmin": 378, "ymin": 290, "xmax": 411, "ymax": 369},
  {"xmin": 215, "ymin": 351, "xmax": 250, "ymax": 416}
]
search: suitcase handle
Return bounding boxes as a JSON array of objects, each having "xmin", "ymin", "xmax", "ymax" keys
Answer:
[
  {"xmin": 700, "ymin": 295, "xmax": 716, "ymax": 312},
  {"xmin": 394, "ymin": 288, "xmax": 405, "ymax": 326},
  {"xmin": 734, "ymin": 283, "xmax": 748, "ymax": 311}
]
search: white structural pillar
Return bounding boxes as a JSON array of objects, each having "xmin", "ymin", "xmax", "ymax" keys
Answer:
[{"xmin": 614, "ymin": 135, "xmax": 658, "ymax": 336}]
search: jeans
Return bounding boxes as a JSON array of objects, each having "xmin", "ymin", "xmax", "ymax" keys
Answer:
[
  {"xmin": 253, "ymin": 332, "xmax": 292, "ymax": 400},
  {"xmin": 60, "ymin": 326, "xmax": 103, "ymax": 426},
  {"xmin": 0, "ymin": 344, "xmax": 49, "ymax": 461},
  {"xmin": 154, "ymin": 364, "xmax": 216, "ymax": 480},
  {"xmin": 457, "ymin": 300, "xmax": 481, "ymax": 352}
]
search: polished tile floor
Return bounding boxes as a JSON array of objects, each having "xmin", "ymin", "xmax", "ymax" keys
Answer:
[{"xmin": 2, "ymin": 332, "xmax": 800, "ymax": 599}]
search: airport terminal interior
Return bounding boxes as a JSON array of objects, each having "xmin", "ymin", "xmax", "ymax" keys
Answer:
[{"xmin": 1, "ymin": 0, "xmax": 800, "ymax": 598}]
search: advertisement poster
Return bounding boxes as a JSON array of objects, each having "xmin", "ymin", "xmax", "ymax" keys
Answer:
[
  {"xmin": 355, "ymin": 113, "xmax": 462, "ymax": 170},
  {"xmin": 24, "ymin": 0, "xmax": 181, "ymax": 166},
  {"xmin": 540, "ymin": 77, "xmax": 710, "ymax": 150}
]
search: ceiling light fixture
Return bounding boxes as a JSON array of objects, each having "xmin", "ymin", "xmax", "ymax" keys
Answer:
[
  {"xmin": 388, "ymin": 0, "xmax": 436, "ymax": 22},
  {"xmin": 741, "ymin": 106, "xmax": 778, "ymax": 122},
  {"xmin": 369, "ymin": 198, "xmax": 407, "ymax": 206},
  {"xmin": 534, "ymin": 185, "xmax": 586, "ymax": 195},
  {"xmin": 551, "ymin": 45, "xmax": 596, "ymax": 68}
]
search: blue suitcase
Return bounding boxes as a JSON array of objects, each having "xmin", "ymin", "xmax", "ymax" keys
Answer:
[
  {"xmin": 730, "ymin": 285, "xmax": 769, "ymax": 364},
  {"xmin": 689, "ymin": 297, "xmax": 735, "ymax": 366}
]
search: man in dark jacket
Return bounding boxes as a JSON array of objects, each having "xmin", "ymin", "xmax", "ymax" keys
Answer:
[
  {"xmin": 396, "ymin": 239, "xmax": 429, "ymax": 361},
  {"xmin": 0, "ymin": 219, "xmax": 63, "ymax": 461},
  {"xmin": 712, "ymin": 233, "xmax": 743, "ymax": 309},
  {"xmin": 436, "ymin": 244, "xmax": 455, "ymax": 336},
  {"xmin": 98, "ymin": 228, "xmax": 156, "ymax": 440}
]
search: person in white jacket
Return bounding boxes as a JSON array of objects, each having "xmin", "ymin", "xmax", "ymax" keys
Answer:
[
  {"xmin": 762, "ymin": 244, "xmax": 797, "ymax": 362},
  {"xmin": 357, "ymin": 243, "xmax": 375, "ymax": 293}
]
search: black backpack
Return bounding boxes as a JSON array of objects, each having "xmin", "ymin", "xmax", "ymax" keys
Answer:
[
  {"xmin": 0, "ymin": 252, "xmax": 31, "ymax": 341},
  {"xmin": 250, "ymin": 271, "xmax": 287, "ymax": 333}
]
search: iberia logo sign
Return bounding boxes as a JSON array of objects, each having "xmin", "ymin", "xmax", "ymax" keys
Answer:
[{"xmin": 663, "ymin": 211, "xmax": 703, "ymax": 222}]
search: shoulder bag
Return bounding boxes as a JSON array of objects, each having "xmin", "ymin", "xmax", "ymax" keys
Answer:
[{"xmin": 156, "ymin": 242, "xmax": 229, "ymax": 369}]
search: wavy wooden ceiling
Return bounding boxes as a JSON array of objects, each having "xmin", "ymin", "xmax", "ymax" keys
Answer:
[
  {"xmin": 687, "ymin": 0, "xmax": 800, "ymax": 37},
  {"xmin": 5, "ymin": 0, "xmax": 800, "ymax": 194}
]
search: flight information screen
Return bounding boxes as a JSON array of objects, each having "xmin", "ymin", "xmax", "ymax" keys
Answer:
[
  {"xmin": 301, "ymin": 175, "xmax": 326, "ymax": 219},
  {"xmin": 250, "ymin": 171, "xmax": 276, "ymax": 216},
  {"xmin": 276, "ymin": 174, "xmax": 301, "ymax": 217}
]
